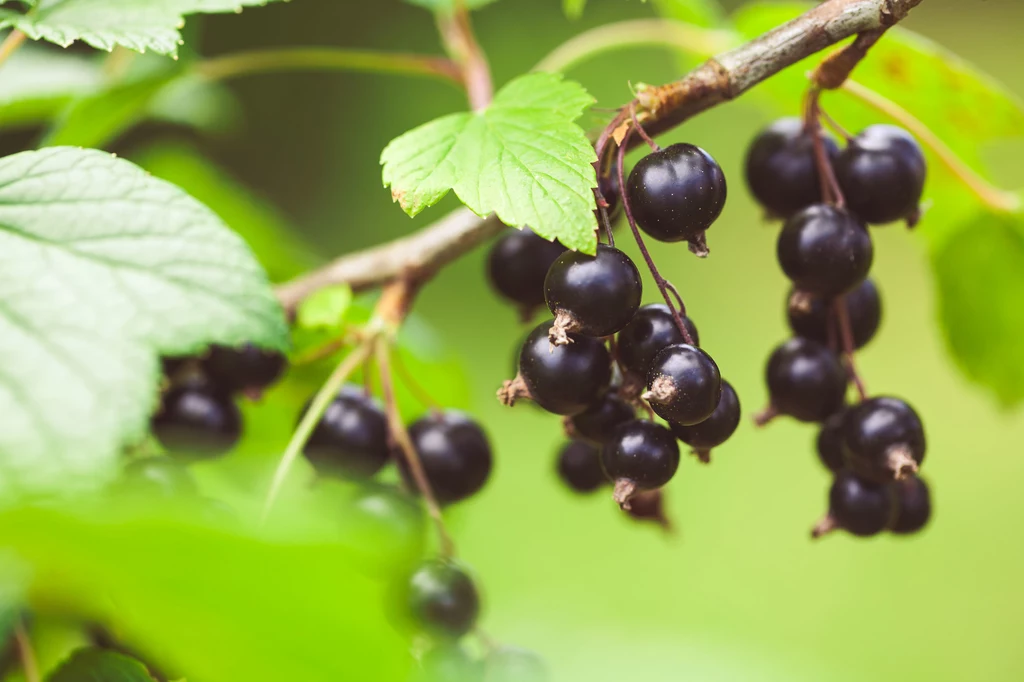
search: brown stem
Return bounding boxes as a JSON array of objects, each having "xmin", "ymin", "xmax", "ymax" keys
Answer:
[
  {"xmin": 438, "ymin": 6, "xmax": 493, "ymax": 111},
  {"xmin": 835, "ymin": 297, "xmax": 868, "ymax": 400},
  {"xmin": 805, "ymin": 90, "xmax": 846, "ymax": 208},
  {"xmin": 812, "ymin": 29, "xmax": 885, "ymax": 90},
  {"xmin": 811, "ymin": 514, "xmax": 839, "ymax": 539}
]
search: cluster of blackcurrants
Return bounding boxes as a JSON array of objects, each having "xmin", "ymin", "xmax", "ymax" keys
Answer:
[
  {"xmin": 490, "ymin": 142, "xmax": 739, "ymax": 512},
  {"xmin": 745, "ymin": 117, "xmax": 932, "ymax": 538}
]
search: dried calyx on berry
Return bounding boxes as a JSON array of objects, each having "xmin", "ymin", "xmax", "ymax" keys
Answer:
[
  {"xmin": 670, "ymin": 380, "xmax": 741, "ymax": 463},
  {"xmin": 487, "ymin": 227, "xmax": 566, "ymax": 319},
  {"xmin": 841, "ymin": 396, "xmax": 926, "ymax": 482}
]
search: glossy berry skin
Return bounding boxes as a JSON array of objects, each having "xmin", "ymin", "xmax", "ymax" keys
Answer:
[
  {"xmin": 544, "ymin": 244, "xmax": 642, "ymax": 338},
  {"xmin": 201, "ymin": 343, "xmax": 287, "ymax": 393},
  {"xmin": 891, "ymin": 476, "xmax": 931, "ymax": 535},
  {"xmin": 625, "ymin": 143, "xmax": 727, "ymax": 243},
  {"xmin": 400, "ymin": 411, "xmax": 492, "ymax": 505},
  {"xmin": 745, "ymin": 118, "xmax": 839, "ymax": 218},
  {"xmin": 777, "ymin": 204, "xmax": 873, "ymax": 298},
  {"xmin": 303, "ymin": 385, "xmax": 390, "ymax": 480},
  {"xmin": 487, "ymin": 228, "xmax": 566, "ymax": 310},
  {"xmin": 556, "ymin": 441, "xmax": 607, "ymax": 493},
  {"xmin": 787, "ymin": 278, "xmax": 882, "ymax": 350},
  {"xmin": 602, "ymin": 420, "xmax": 680, "ymax": 490},
  {"xmin": 815, "ymin": 409, "xmax": 847, "ymax": 473},
  {"xmin": 645, "ymin": 344, "xmax": 722, "ymax": 426},
  {"xmin": 518, "ymin": 320, "xmax": 612, "ymax": 415},
  {"xmin": 670, "ymin": 380, "xmax": 740, "ymax": 458},
  {"xmin": 828, "ymin": 470, "xmax": 893, "ymax": 537},
  {"xmin": 617, "ymin": 304, "xmax": 699, "ymax": 377},
  {"xmin": 568, "ymin": 394, "xmax": 635, "ymax": 445},
  {"xmin": 121, "ymin": 456, "xmax": 198, "ymax": 497},
  {"xmin": 405, "ymin": 559, "xmax": 480, "ymax": 639},
  {"xmin": 765, "ymin": 337, "xmax": 846, "ymax": 422},
  {"xmin": 835, "ymin": 125, "xmax": 926, "ymax": 225},
  {"xmin": 152, "ymin": 383, "xmax": 241, "ymax": 459},
  {"xmin": 841, "ymin": 397, "xmax": 926, "ymax": 481}
]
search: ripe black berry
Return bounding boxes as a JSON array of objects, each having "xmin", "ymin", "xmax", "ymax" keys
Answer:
[
  {"xmin": 597, "ymin": 169, "xmax": 622, "ymax": 221},
  {"xmin": 787, "ymin": 278, "xmax": 882, "ymax": 350},
  {"xmin": 842, "ymin": 396, "xmax": 925, "ymax": 481},
  {"xmin": 400, "ymin": 411, "xmax": 492, "ymax": 505},
  {"xmin": 567, "ymin": 394, "xmax": 635, "ymax": 445},
  {"xmin": 201, "ymin": 343, "xmax": 287, "ymax": 394},
  {"xmin": 405, "ymin": 559, "xmax": 480, "ymax": 639},
  {"xmin": 302, "ymin": 385, "xmax": 390, "ymax": 480},
  {"xmin": 745, "ymin": 118, "xmax": 839, "ymax": 218},
  {"xmin": 891, "ymin": 476, "xmax": 931, "ymax": 535},
  {"xmin": 556, "ymin": 440, "xmax": 607, "ymax": 493},
  {"xmin": 815, "ymin": 409, "xmax": 847, "ymax": 473},
  {"xmin": 777, "ymin": 204, "xmax": 873, "ymax": 298},
  {"xmin": 644, "ymin": 344, "xmax": 721, "ymax": 426},
  {"xmin": 617, "ymin": 304, "xmax": 699, "ymax": 377},
  {"xmin": 152, "ymin": 382, "xmax": 241, "ymax": 458},
  {"xmin": 121, "ymin": 456, "xmax": 198, "ymax": 497},
  {"xmin": 815, "ymin": 470, "xmax": 893, "ymax": 538},
  {"xmin": 487, "ymin": 228, "xmax": 566, "ymax": 313},
  {"xmin": 764, "ymin": 337, "xmax": 846, "ymax": 423},
  {"xmin": 670, "ymin": 380, "xmax": 740, "ymax": 463},
  {"xmin": 544, "ymin": 244, "xmax": 642, "ymax": 343},
  {"xmin": 835, "ymin": 125, "xmax": 926, "ymax": 225},
  {"xmin": 511, "ymin": 320, "xmax": 612, "ymax": 415},
  {"xmin": 602, "ymin": 420, "xmax": 680, "ymax": 505},
  {"xmin": 625, "ymin": 142, "xmax": 727, "ymax": 253}
]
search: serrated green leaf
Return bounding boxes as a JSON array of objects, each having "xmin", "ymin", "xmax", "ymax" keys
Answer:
[
  {"xmin": 562, "ymin": 0, "xmax": 585, "ymax": 20},
  {"xmin": 0, "ymin": 0, "xmax": 286, "ymax": 56},
  {"xmin": 405, "ymin": 0, "xmax": 497, "ymax": 13},
  {"xmin": 381, "ymin": 72, "xmax": 598, "ymax": 253},
  {"xmin": 0, "ymin": 147, "xmax": 287, "ymax": 499},
  {"xmin": 0, "ymin": 44, "xmax": 103, "ymax": 129},
  {"xmin": 297, "ymin": 285, "xmax": 353, "ymax": 331},
  {"xmin": 48, "ymin": 649, "xmax": 156, "ymax": 682},
  {"xmin": 652, "ymin": 0, "xmax": 727, "ymax": 27}
]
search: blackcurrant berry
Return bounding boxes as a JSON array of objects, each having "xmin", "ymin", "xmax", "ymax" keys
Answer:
[
  {"xmin": 745, "ymin": 118, "xmax": 839, "ymax": 218},
  {"xmin": 842, "ymin": 396, "xmax": 925, "ymax": 481},
  {"xmin": 617, "ymin": 304, "xmax": 699, "ymax": 378},
  {"xmin": 556, "ymin": 440, "xmax": 607, "ymax": 493},
  {"xmin": 405, "ymin": 559, "xmax": 480, "ymax": 639},
  {"xmin": 815, "ymin": 409, "xmax": 847, "ymax": 473},
  {"xmin": 486, "ymin": 648, "xmax": 550, "ymax": 682},
  {"xmin": 302, "ymin": 385, "xmax": 390, "ymax": 480},
  {"xmin": 763, "ymin": 337, "xmax": 846, "ymax": 423},
  {"xmin": 152, "ymin": 382, "xmax": 241, "ymax": 459},
  {"xmin": 415, "ymin": 645, "xmax": 482, "ymax": 682},
  {"xmin": 509, "ymin": 320, "xmax": 612, "ymax": 415},
  {"xmin": 777, "ymin": 204, "xmax": 873, "ymax": 298},
  {"xmin": 602, "ymin": 420, "xmax": 680, "ymax": 505},
  {"xmin": 399, "ymin": 411, "xmax": 492, "ymax": 505},
  {"xmin": 486, "ymin": 227, "xmax": 566, "ymax": 313},
  {"xmin": 201, "ymin": 343, "xmax": 287, "ymax": 394},
  {"xmin": 644, "ymin": 344, "xmax": 721, "ymax": 426},
  {"xmin": 626, "ymin": 143, "xmax": 727, "ymax": 253},
  {"xmin": 787, "ymin": 278, "xmax": 881, "ymax": 350},
  {"xmin": 597, "ymin": 169, "xmax": 622, "ymax": 221},
  {"xmin": 670, "ymin": 379, "xmax": 740, "ymax": 463},
  {"xmin": 567, "ymin": 394, "xmax": 635, "ymax": 445},
  {"xmin": 891, "ymin": 476, "xmax": 931, "ymax": 535},
  {"xmin": 161, "ymin": 356, "xmax": 189, "ymax": 381},
  {"xmin": 121, "ymin": 456, "xmax": 198, "ymax": 497},
  {"xmin": 835, "ymin": 125, "xmax": 926, "ymax": 225},
  {"xmin": 544, "ymin": 244, "xmax": 642, "ymax": 343},
  {"xmin": 814, "ymin": 470, "xmax": 893, "ymax": 538}
]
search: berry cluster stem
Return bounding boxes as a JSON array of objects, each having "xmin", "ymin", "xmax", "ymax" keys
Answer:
[
  {"xmin": 835, "ymin": 298, "xmax": 869, "ymax": 401},
  {"xmin": 804, "ymin": 89, "xmax": 846, "ymax": 208}
]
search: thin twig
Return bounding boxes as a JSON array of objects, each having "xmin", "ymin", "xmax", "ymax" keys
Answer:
[
  {"xmin": 811, "ymin": 28, "xmax": 886, "ymax": 90},
  {"xmin": 14, "ymin": 618, "xmax": 38, "ymax": 682},
  {"xmin": 438, "ymin": 6, "xmax": 493, "ymax": 110},
  {"xmin": 835, "ymin": 298, "xmax": 868, "ymax": 401},
  {"xmin": 805, "ymin": 90, "xmax": 846, "ymax": 208}
]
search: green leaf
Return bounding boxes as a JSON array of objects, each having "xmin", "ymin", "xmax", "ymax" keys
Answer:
[
  {"xmin": 0, "ymin": 147, "xmax": 287, "ymax": 498},
  {"xmin": 562, "ymin": 0, "xmax": 585, "ymax": 20},
  {"xmin": 381, "ymin": 72, "xmax": 598, "ymax": 253},
  {"xmin": 297, "ymin": 285, "xmax": 353, "ymax": 332},
  {"xmin": 0, "ymin": 44, "xmax": 103, "ymax": 129},
  {"xmin": 48, "ymin": 649, "xmax": 156, "ymax": 682},
  {"xmin": 651, "ymin": 0, "xmax": 727, "ymax": 27},
  {"xmin": 0, "ymin": 0, "xmax": 285, "ymax": 56},
  {"xmin": 405, "ymin": 0, "xmax": 497, "ymax": 13}
]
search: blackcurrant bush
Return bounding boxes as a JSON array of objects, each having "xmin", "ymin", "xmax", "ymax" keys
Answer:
[
  {"xmin": 121, "ymin": 456, "xmax": 198, "ymax": 497},
  {"xmin": 201, "ymin": 343, "xmax": 287, "ymax": 394},
  {"xmin": 509, "ymin": 320, "xmax": 612, "ymax": 415},
  {"xmin": 567, "ymin": 394, "xmax": 635, "ymax": 445},
  {"xmin": 787, "ymin": 278, "xmax": 881, "ymax": 350},
  {"xmin": 415, "ymin": 645, "xmax": 482, "ymax": 682},
  {"xmin": 556, "ymin": 440, "xmax": 607, "ymax": 493},
  {"xmin": 814, "ymin": 470, "xmax": 893, "ymax": 538},
  {"xmin": 891, "ymin": 476, "xmax": 931, "ymax": 535},
  {"xmin": 486, "ymin": 648, "xmax": 550, "ymax": 682},
  {"xmin": 302, "ymin": 385, "xmax": 390, "ymax": 480},
  {"xmin": 405, "ymin": 559, "xmax": 480, "ymax": 639},
  {"xmin": 815, "ymin": 409, "xmax": 847, "ymax": 473},
  {"xmin": 151, "ymin": 382, "xmax": 241, "ymax": 459},
  {"xmin": 670, "ymin": 380, "xmax": 740, "ymax": 463},
  {"xmin": 544, "ymin": 244, "xmax": 642, "ymax": 343},
  {"xmin": 617, "ymin": 304, "xmax": 699, "ymax": 378},
  {"xmin": 842, "ymin": 396, "xmax": 925, "ymax": 481},
  {"xmin": 399, "ymin": 411, "xmax": 492, "ymax": 505},
  {"xmin": 745, "ymin": 118, "xmax": 839, "ymax": 218},
  {"xmin": 486, "ymin": 228, "xmax": 566, "ymax": 313},
  {"xmin": 644, "ymin": 344, "xmax": 721, "ymax": 426},
  {"xmin": 625, "ymin": 143, "xmax": 727, "ymax": 253},
  {"xmin": 763, "ymin": 337, "xmax": 847, "ymax": 423},
  {"xmin": 835, "ymin": 124, "xmax": 926, "ymax": 225},
  {"xmin": 777, "ymin": 204, "xmax": 873, "ymax": 298},
  {"xmin": 602, "ymin": 420, "xmax": 680, "ymax": 505}
]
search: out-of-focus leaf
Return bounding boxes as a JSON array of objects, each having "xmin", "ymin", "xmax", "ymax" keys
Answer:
[
  {"xmin": 652, "ymin": 0, "xmax": 728, "ymax": 27},
  {"xmin": 0, "ymin": 45, "xmax": 103, "ymax": 129},
  {"xmin": 47, "ymin": 649, "xmax": 156, "ymax": 682},
  {"xmin": 405, "ymin": 0, "xmax": 497, "ymax": 13},
  {"xmin": 297, "ymin": 285, "xmax": 353, "ymax": 332},
  {"xmin": 562, "ymin": 0, "xmax": 585, "ymax": 20}
]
